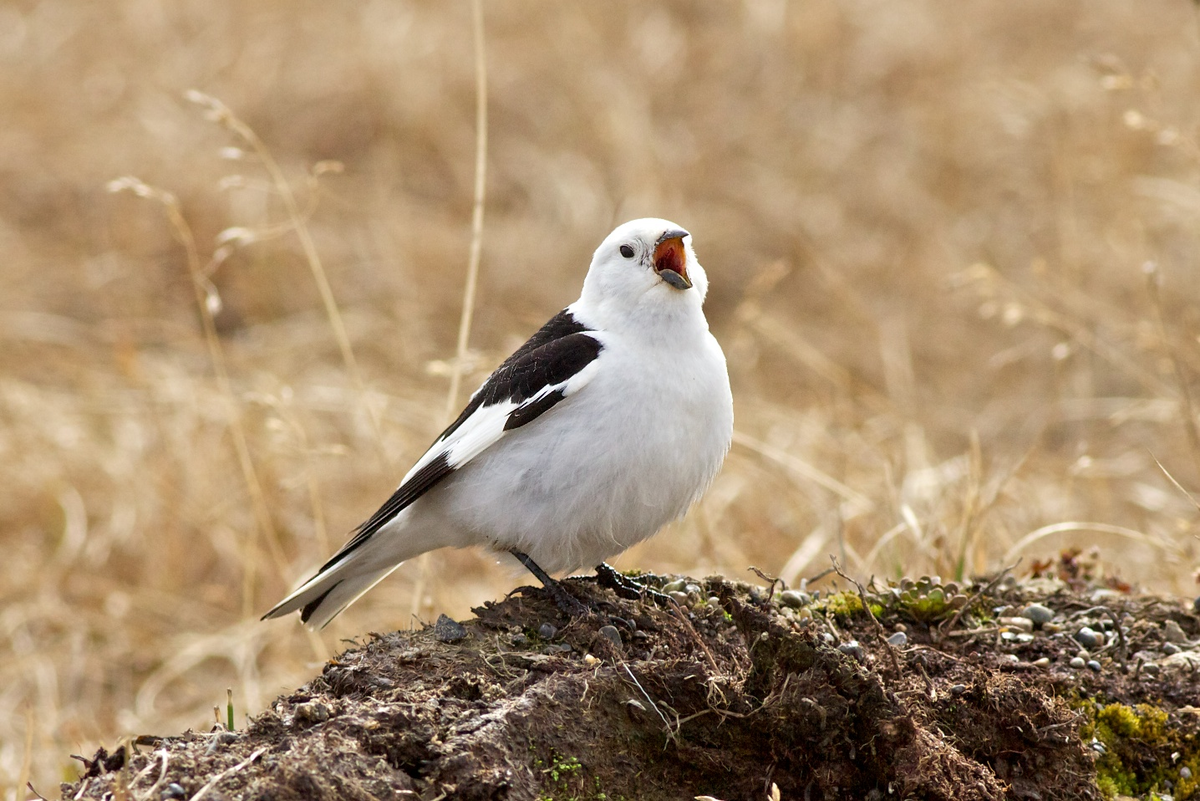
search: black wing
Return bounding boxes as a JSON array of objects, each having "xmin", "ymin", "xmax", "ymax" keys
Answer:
[{"xmin": 320, "ymin": 308, "xmax": 603, "ymax": 569}]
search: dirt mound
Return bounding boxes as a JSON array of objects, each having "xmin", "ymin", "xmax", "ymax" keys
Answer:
[{"xmin": 62, "ymin": 573, "xmax": 1200, "ymax": 800}]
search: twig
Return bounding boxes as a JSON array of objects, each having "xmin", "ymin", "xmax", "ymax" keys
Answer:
[
  {"xmin": 186, "ymin": 747, "xmax": 267, "ymax": 801},
  {"xmin": 829, "ymin": 557, "xmax": 900, "ymax": 677},
  {"xmin": 937, "ymin": 559, "xmax": 1020, "ymax": 642},
  {"xmin": 748, "ymin": 566, "xmax": 783, "ymax": 596},
  {"xmin": 413, "ymin": 0, "xmax": 489, "ymax": 618},
  {"xmin": 106, "ymin": 177, "xmax": 286, "ymax": 615},
  {"xmin": 621, "ymin": 664, "xmax": 673, "ymax": 739},
  {"xmin": 1148, "ymin": 449, "xmax": 1200, "ymax": 513},
  {"xmin": 1145, "ymin": 261, "xmax": 1200, "ymax": 482},
  {"xmin": 669, "ymin": 599, "xmax": 721, "ymax": 674}
]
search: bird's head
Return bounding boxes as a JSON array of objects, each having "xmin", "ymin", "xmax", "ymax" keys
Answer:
[{"xmin": 578, "ymin": 218, "xmax": 709, "ymax": 329}]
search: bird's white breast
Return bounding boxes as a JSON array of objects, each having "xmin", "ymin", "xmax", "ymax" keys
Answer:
[{"xmin": 434, "ymin": 328, "xmax": 733, "ymax": 573}]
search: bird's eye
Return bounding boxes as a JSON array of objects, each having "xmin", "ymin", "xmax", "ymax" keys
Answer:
[{"xmin": 619, "ymin": 244, "xmax": 635, "ymax": 259}]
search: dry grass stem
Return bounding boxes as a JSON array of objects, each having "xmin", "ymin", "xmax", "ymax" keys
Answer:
[{"xmin": 4, "ymin": 4, "xmax": 1200, "ymax": 796}]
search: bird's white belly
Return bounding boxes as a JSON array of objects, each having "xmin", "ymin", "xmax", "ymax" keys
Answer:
[{"xmin": 436, "ymin": 337, "xmax": 732, "ymax": 572}]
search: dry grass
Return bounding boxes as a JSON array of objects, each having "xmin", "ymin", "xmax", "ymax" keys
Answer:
[{"xmin": 3, "ymin": 1, "xmax": 1200, "ymax": 796}]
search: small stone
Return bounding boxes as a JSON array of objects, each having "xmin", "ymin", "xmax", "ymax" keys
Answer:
[
  {"xmin": 433, "ymin": 614, "xmax": 467, "ymax": 643},
  {"xmin": 669, "ymin": 591, "xmax": 689, "ymax": 604},
  {"xmin": 1070, "ymin": 657, "xmax": 1087, "ymax": 669},
  {"xmin": 1074, "ymin": 626, "xmax": 1103, "ymax": 649},
  {"xmin": 1020, "ymin": 603, "xmax": 1055, "ymax": 625},
  {"xmin": 707, "ymin": 596, "xmax": 721, "ymax": 606},
  {"xmin": 949, "ymin": 684, "xmax": 967, "ymax": 696},
  {"xmin": 1182, "ymin": 766, "xmax": 1193, "ymax": 780},
  {"xmin": 1163, "ymin": 620, "xmax": 1188, "ymax": 644},
  {"xmin": 684, "ymin": 584, "xmax": 702, "ymax": 595},
  {"xmin": 821, "ymin": 632, "xmax": 836, "ymax": 645},
  {"xmin": 511, "ymin": 633, "xmax": 530, "ymax": 648},
  {"xmin": 1033, "ymin": 657, "xmax": 1051, "ymax": 667},
  {"xmin": 1043, "ymin": 623, "xmax": 1064, "ymax": 634},
  {"xmin": 1141, "ymin": 662, "xmax": 1161, "ymax": 676},
  {"xmin": 538, "ymin": 623, "xmax": 558, "ymax": 640},
  {"xmin": 294, "ymin": 701, "xmax": 330, "ymax": 724},
  {"xmin": 162, "ymin": 783, "xmax": 187, "ymax": 800},
  {"xmin": 886, "ymin": 631, "xmax": 908, "ymax": 647},
  {"xmin": 999, "ymin": 616, "xmax": 1034, "ymax": 634},
  {"xmin": 779, "ymin": 590, "xmax": 811, "ymax": 609},
  {"xmin": 1087, "ymin": 660, "xmax": 1102, "ymax": 672},
  {"xmin": 1163, "ymin": 642, "xmax": 1182, "ymax": 655},
  {"xmin": 599, "ymin": 625, "xmax": 623, "ymax": 648},
  {"xmin": 662, "ymin": 578, "xmax": 687, "ymax": 593},
  {"xmin": 838, "ymin": 640, "xmax": 865, "ymax": 661}
]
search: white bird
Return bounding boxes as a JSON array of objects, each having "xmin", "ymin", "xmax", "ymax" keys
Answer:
[{"xmin": 263, "ymin": 218, "xmax": 734, "ymax": 628}]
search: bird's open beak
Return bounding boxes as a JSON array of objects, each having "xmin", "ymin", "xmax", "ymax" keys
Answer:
[{"xmin": 653, "ymin": 230, "xmax": 691, "ymax": 290}]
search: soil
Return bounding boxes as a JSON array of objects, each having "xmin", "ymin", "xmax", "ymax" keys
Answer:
[{"xmin": 62, "ymin": 564, "xmax": 1200, "ymax": 801}]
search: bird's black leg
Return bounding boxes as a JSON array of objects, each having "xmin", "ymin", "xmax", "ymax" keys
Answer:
[
  {"xmin": 594, "ymin": 563, "xmax": 674, "ymax": 607},
  {"xmin": 510, "ymin": 550, "xmax": 588, "ymax": 615}
]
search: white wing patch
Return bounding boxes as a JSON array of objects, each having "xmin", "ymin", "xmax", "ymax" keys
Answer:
[{"xmin": 401, "ymin": 355, "xmax": 602, "ymax": 484}]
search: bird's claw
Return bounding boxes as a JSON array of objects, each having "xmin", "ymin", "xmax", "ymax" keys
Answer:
[{"xmin": 594, "ymin": 563, "xmax": 674, "ymax": 607}]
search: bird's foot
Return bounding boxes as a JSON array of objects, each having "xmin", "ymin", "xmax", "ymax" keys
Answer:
[
  {"xmin": 594, "ymin": 563, "xmax": 674, "ymax": 607},
  {"xmin": 510, "ymin": 550, "xmax": 589, "ymax": 616}
]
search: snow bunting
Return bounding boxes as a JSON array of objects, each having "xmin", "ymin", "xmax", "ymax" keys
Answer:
[{"xmin": 264, "ymin": 218, "xmax": 734, "ymax": 628}]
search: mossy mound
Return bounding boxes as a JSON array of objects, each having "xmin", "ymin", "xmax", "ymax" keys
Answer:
[{"xmin": 62, "ymin": 571, "xmax": 1200, "ymax": 800}]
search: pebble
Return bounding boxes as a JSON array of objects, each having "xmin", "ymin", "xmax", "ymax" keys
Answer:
[
  {"xmin": 433, "ymin": 614, "xmax": 467, "ymax": 644},
  {"xmin": 1163, "ymin": 620, "xmax": 1188, "ymax": 644},
  {"xmin": 1074, "ymin": 626, "xmax": 1104, "ymax": 649},
  {"xmin": 838, "ymin": 640, "xmax": 865, "ymax": 661},
  {"xmin": 949, "ymin": 684, "xmax": 967, "ymax": 696},
  {"xmin": 886, "ymin": 631, "xmax": 908, "ymax": 647},
  {"xmin": 511, "ymin": 633, "xmax": 530, "ymax": 648},
  {"xmin": 1163, "ymin": 642, "xmax": 1182, "ymax": 656},
  {"xmin": 662, "ymin": 578, "xmax": 687, "ymax": 594},
  {"xmin": 294, "ymin": 701, "xmax": 330, "ymax": 724},
  {"xmin": 1087, "ymin": 660, "xmax": 1102, "ymax": 672},
  {"xmin": 779, "ymin": 590, "xmax": 812, "ymax": 609},
  {"xmin": 1032, "ymin": 657, "xmax": 1051, "ymax": 667},
  {"xmin": 707, "ymin": 596, "xmax": 722, "ymax": 606},
  {"xmin": 999, "ymin": 617, "xmax": 1034, "ymax": 634},
  {"xmin": 1020, "ymin": 603, "xmax": 1055, "ymax": 625},
  {"xmin": 669, "ymin": 591, "xmax": 690, "ymax": 604},
  {"xmin": 162, "ymin": 783, "xmax": 187, "ymax": 800},
  {"xmin": 538, "ymin": 623, "xmax": 558, "ymax": 640},
  {"xmin": 1182, "ymin": 766, "xmax": 1193, "ymax": 780},
  {"xmin": 599, "ymin": 625, "xmax": 623, "ymax": 648},
  {"xmin": 1069, "ymin": 657, "xmax": 1087, "ymax": 669},
  {"xmin": 684, "ymin": 583, "xmax": 702, "ymax": 596}
]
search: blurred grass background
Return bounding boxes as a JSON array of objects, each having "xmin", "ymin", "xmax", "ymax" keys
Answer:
[{"xmin": 4, "ymin": 0, "xmax": 1200, "ymax": 795}]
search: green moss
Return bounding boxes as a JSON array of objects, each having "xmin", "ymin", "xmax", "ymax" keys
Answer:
[
  {"xmin": 818, "ymin": 591, "xmax": 865, "ymax": 617},
  {"xmin": 1076, "ymin": 699, "xmax": 1196, "ymax": 800}
]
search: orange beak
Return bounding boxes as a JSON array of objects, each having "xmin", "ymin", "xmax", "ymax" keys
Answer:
[{"xmin": 653, "ymin": 232, "xmax": 691, "ymax": 290}]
